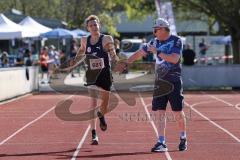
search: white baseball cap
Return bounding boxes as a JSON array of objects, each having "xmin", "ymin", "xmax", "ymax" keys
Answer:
[{"xmin": 153, "ymin": 18, "xmax": 170, "ymax": 28}]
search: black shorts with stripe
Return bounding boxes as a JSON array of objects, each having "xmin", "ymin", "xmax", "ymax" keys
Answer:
[
  {"xmin": 152, "ymin": 80, "xmax": 184, "ymax": 111},
  {"xmin": 85, "ymin": 68, "xmax": 112, "ymax": 91}
]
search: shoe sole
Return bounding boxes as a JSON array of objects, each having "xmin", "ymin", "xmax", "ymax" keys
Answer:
[
  {"xmin": 151, "ymin": 149, "xmax": 168, "ymax": 152},
  {"xmin": 179, "ymin": 147, "xmax": 187, "ymax": 151},
  {"xmin": 100, "ymin": 122, "xmax": 107, "ymax": 131},
  {"xmin": 91, "ymin": 140, "xmax": 99, "ymax": 145}
]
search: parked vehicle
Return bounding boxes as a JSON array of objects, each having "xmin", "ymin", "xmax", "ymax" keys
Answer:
[{"xmin": 119, "ymin": 39, "xmax": 143, "ymax": 59}]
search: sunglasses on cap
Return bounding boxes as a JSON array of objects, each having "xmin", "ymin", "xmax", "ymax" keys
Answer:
[
  {"xmin": 153, "ymin": 28, "xmax": 163, "ymax": 33},
  {"xmin": 153, "ymin": 27, "xmax": 169, "ymax": 33}
]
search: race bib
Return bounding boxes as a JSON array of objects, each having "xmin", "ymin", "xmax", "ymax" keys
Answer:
[{"xmin": 89, "ymin": 58, "xmax": 105, "ymax": 70}]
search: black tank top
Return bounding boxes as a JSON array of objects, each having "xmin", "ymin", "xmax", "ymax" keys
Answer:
[{"xmin": 85, "ymin": 34, "xmax": 110, "ymax": 69}]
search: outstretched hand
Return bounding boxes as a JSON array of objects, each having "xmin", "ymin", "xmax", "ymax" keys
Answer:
[{"xmin": 113, "ymin": 59, "xmax": 128, "ymax": 73}]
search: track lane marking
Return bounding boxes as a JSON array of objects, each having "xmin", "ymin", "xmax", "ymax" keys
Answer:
[
  {"xmin": 0, "ymin": 95, "xmax": 74, "ymax": 146},
  {"xmin": 235, "ymin": 103, "xmax": 240, "ymax": 110},
  {"xmin": 201, "ymin": 91, "xmax": 240, "ymax": 111},
  {"xmin": 139, "ymin": 93, "xmax": 173, "ymax": 160},
  {"xmin": 71, "ymin": 124, "xmax": 91, "ymax": 160},
  {"xmin": 145, "ymin": 98, "xmax": 240, "ymax": 143},
  {"xmin": 184, "ymin": 101, "xmax": 240, "ymax": 143},
  {"xmin": 0, "ymin": 94, "xmax": 32, "ymax": 105}
]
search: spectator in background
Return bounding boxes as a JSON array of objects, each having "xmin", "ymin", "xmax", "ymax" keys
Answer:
[
  {"xmin": 24, "ymin": 49, "xmax": 32, "ymax": 66},
  {"xmin": 31, "ymin": 44, "xmax": 39, "ymax": 66},
  {"xmin": 48, "ymin": 45, "xmax": 59, "ymax": 82},
  {"xmin": 40, "ymin": 47, "xmax": 49, "ymax": 84},
  {"xmin": 15, "ymin": 57, "xmax": 23, "ymax": 67},
  {"xmin": 15, "ymin": 48, "xmax": 24, "ymax": 67},
  {"xmin": 198, "ymin": 38, "xmax": 210, "ymax": 64},
  {"xmin": 70, "ymin": 39, "xmax": 79, "ymax": 77},
  {"xmin": 182, "ymin": 43, "xmax": 196, "ymax": 66},
  {"xmin": 59, "ymin": 50, "xmax": 67, "ymax": 65},
  {"xmin": 1, "ymin": 51, "xmax": 9, "ymax": 68}
]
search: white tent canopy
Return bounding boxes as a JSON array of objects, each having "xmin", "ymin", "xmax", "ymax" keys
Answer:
[
  {"xmin": 0, "ymin": 13, "xmax": 23, "ymax": 39},
  {"xmin": 0, "ymin": 14, "xmax": 52, "ymax": 39},
  {"xmin": 19, "ymin": 16, "xmax": 52, "ymax": 37}
]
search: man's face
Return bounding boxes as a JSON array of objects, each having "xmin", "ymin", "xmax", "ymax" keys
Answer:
[
  {"xmin": 153, "ymin": 27, "xmax": 168, "ymax": 40},
  {"xmin": 87, "ymin": 20, "xmax": 100, "ymax": 33}
]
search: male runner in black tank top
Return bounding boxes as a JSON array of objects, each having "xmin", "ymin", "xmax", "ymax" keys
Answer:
[
  {"xmin": 85, "ymin": 34, "xmax": 112, "ymax": 91},
  {"xmin": 75, "ymin": 15, "xmax": 119, "ymax": 145}
]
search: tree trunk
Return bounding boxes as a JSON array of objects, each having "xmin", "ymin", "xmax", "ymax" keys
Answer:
[
  {"xmin": 231, "ymin": 33, "xmax": 240, "ymax": 64},
  {"xmin": 225, "ymin": 44, "xmax": 230, "ymax": 64},
  {"xmin": 13, "ymin": 0, "xmax": 17, "ymax": 9},
  {"xmin": 21, "ymin": 2, "xmax": 26, "ymax": 15}
]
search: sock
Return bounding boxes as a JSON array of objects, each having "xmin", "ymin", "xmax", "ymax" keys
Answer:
[
  {"xmin": 92, "ymin": 129, "xmax": 96, "ymax": 138},
  {"xmin": 97, "ymin": 110, "xmax": 104, "ymax": 118},
  {"xmin": 158, "ymin": 136, "xmax": 165, "ymax": 143},
  {"xmin": 180, "ymin": 132, "xmax": 186, "ymax": 139}
]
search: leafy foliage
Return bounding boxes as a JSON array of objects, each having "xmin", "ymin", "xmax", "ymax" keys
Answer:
[
  {"xmin": 172, "ymin": 0, "xmax": 240, "ymax": 63},
  {"xmin": 0, "ymin": 0, "xmax": 156, "ymax": 35},
  {"xmin": 1, "ymin": 0, "xmax": 240, "ymax": 63}
]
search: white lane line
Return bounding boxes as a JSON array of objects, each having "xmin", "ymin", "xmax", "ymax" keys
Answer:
[
  {"xmin": 184, "ymin": 101, "xmax": 240, "ymax": 143},
  {"xmin": 201, "ymin": 91, "xmax": 240, "ymax": 111},
  {"xmin": 235, "ymin": 103, "xmax": 240, "ymax": 110},
  {"xmin": 0, "ymin": 95, "xmax": 74, "ymax": 146},
  {"xmin": 139, "ymin": 93, "xmax": 173, "ymax": 160},
  {"xmin": 0, "ymin": 94, "xmax": 32, "ymax": 105},
  {"xmin": 231, "ymin": 90, "xmax": 240, "ymax": 94},
  {"xmin": 71, "ymin": 124, "xmax": 91, "ymax": 160}
]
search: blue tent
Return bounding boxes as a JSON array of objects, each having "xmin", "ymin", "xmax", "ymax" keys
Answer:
[
  {"xmin": 71, "ymin": 29, "xmax": 90, "ymax": 37},
  {"xmin": 40, "ymin": 28, "xmax": 76, "ymax": 38}
]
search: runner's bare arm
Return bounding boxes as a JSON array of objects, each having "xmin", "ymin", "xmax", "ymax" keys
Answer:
[
  {"xmin": 68, "ymin": 37, "xmax": 87, "ymax": 66},
  {"xmin": 73, "ymin": 37, "xmax": 87, "ymax": 62},
  {"xmin": 127, "ymin": 49, "xmax": 146, "ymax": 64},
  {"xmin": 103, "ymin": 35, "xmax": 119, "ymax": 63},
  {"xmin": 113, "ymin": 48, "xmax": 146, "ymax": 73}
]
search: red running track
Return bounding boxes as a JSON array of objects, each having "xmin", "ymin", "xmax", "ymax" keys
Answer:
[{"xmin": 0, "ymin": 91, "xmax": 239, "ymax": 160}]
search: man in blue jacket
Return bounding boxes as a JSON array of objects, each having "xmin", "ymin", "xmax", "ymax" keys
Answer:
[{"xmin": 124, "ymin": 18, "xmax": 187, "ymax": 152}]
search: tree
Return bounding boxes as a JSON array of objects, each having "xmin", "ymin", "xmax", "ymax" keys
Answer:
[
  {"xmin": 172, "ymin": 0, "xmax": 240, "ymax": 64},
  {"xmin": 0, "ymin": 0, "xmax": 63, "ymax": 19},
  {"xmin": 0, "ymin": 0, "xmax": 122, "ymax": 36},
  {"xmin": 61, "ymin": 0, "xmax": 121, "ymax": 36}
]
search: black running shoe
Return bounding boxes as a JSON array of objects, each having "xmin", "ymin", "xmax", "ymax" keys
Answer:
[
  {"xmin": 97, "ymin": 111, "xmax": 107, "ymax": 131},
  {"xmin": 91, "ymin": 129, "xmax": 98, "ymax": 145},
  {"xmin": 151, "ymin": 142, "xmax": 168, "ymax": 152},
  {"xmin": 179, "ymin": 138, "xmax": 187, "ymax": 151}
]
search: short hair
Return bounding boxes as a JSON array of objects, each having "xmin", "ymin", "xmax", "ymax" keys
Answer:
[{"xmin": 85, "ymin": 15, "xmax": 100, "ymax": 27}]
